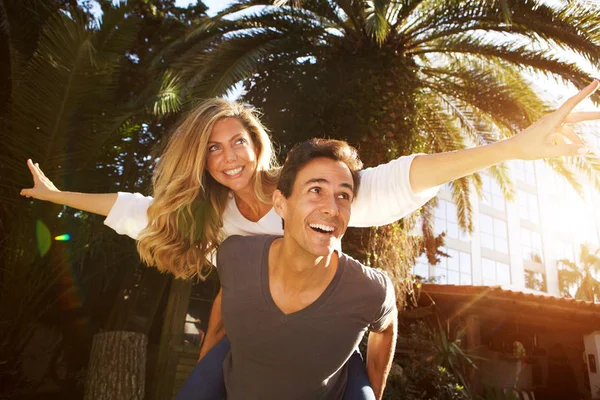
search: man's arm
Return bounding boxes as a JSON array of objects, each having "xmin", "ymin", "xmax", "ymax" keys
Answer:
[
  {"xmin": 409, "ymin": 81, "xmax": 600, "ymax": 194},
  {"xmin": 366, "ymin": 312, "xmax": 398, "ymax": 400},
  {"xmin": 198, "ymin": 288, "xmax": 226, "ymax": 361}
]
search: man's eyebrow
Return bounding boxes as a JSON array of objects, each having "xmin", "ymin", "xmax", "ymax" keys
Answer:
[
  {"xmin": 304, "ymin": 178, "xmax": 328, "ymax": 186},
  {"xmin": 304, "ymin": 177, "xmax": 354, "ymax": 191}
]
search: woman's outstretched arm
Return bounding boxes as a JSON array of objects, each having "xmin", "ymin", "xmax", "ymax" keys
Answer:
[
  {"xmin": 409, "ymin": 80, "xmax": 600, "ymax": 194},
  {"xmin": 349, "ymin": 81, "xmax": 600, "ymax": 229},
  {"xmin": 20, "ymin": 159, "xmax": 118, "ymax": 216}
]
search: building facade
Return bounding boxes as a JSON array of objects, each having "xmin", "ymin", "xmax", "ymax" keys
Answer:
[{"xmin": 413, "ymin": 123, "xmax": 600, "ymax": 296}]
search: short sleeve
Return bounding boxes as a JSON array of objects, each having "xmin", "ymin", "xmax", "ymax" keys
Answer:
[
  {"xmin": 215, "ymin": 236, "xmax": 239, "ymax": 282},
  {"xmin": 103, "ymin": 192, "xmax": 152, "ymax": 239},
  {"xmin": 349, "ymin": 154, "xmax": 439, "ymax": 227},
  {"xmin": 369, "ymin": 273, "xmax": 397, "ymax": 333}
]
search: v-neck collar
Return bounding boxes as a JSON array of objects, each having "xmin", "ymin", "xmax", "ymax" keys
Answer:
[
  {"xmin": 260, "ymin": 236, "xmax": 344, "ymax": 319},
  {"xmin": 227, "ymin": 191, "xmax": 278, "ymax": 225}
]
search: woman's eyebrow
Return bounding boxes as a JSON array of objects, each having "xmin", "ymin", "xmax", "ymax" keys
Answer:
[{"xmin": 207, "ymin": 132, "xmax": 245, "ymax": 145}]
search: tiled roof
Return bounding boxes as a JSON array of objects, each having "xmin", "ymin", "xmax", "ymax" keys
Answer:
[{"xmin": 420, "ymin": 283, "xmax": 600, "ymax": 311}]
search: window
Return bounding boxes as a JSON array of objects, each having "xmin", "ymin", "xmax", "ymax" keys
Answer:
[
  {"xmin": 441, "ymin": 182, "xmax": 453, "ymax": 192},
  {"xmin": 413, "ymin": 248, "xmax": 472, "ymax": 285},
  {"xmin": 413, "ymin": 253, "xmax": 430, "ymax": 280},
  {"xmin": 521, "ymin": 228, "xmax": 543, "ymax": 262},
  {"xmin": 555, "ymin": 240, "xmax": 575, "ymax": 263},
  {"xmin": 525, "ymin": 270, "xmax": 547, "ymax": 292},
  {"xmin": 479, "ymin": 213, "xmax": 508, "ymax": 253},
  {"xmin": 481, "ymin": 258, "xmax": 511, "ymax": 285},
  {"xmin": 432, "ymin": 247, "xmax": 472, "ymax": 285},
  {"xmin": 547, "ymin": 174, "xmax": 584, "ymax": 235},
  {"xmin": 434, "ymin": 200, "xmax": 469, "ymax": 241},
  {"xmin": 518, "ymin": 190, "xmax": 539, "ymax": 224},
  {"xmin": 183, "ymin": 280, "xmax": 219, "ymax": 347},
  {"xmin": 458, "ymin": 250, "xmax": 473, "ymax": 285},
  {"xmin": 481, "ymin": 174, "xmax": 506, "ymax": 211},
  {"xmin": 549, "ymin": 172, "xmax": 571, "ymax": 197},
  {"xmin": 514, "ymin": 160, "xmax": 536, "ymax": 185}
]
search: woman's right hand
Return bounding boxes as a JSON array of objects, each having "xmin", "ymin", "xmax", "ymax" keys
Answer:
[{"xmin": 20, "ymin": 159, "xmax": 61, "ymax": 202}]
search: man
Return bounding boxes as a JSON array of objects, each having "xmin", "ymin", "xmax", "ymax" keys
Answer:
[{"xmin": 216, "ymin": 138, "xmax": 397, "ymax": 399}]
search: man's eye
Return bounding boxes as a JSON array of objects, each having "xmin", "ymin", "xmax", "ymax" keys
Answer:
[
  {"xmin": 309, "ymin": 187, "xmax": 321, "ymax": 194},
  {"xmin": 338, "ymin": 193, "xmax": 350, "ymax": 200}
]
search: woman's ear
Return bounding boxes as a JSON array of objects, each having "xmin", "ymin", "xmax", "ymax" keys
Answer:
[{"xmin": 272, "ymin": 189, "xmax": 286, "ymax": 219}]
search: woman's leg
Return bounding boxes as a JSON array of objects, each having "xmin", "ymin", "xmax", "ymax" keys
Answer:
[
  {"xmin": 175, "ymin": 337, "xmax": 231, "ymax": 400},
  {"xmin": 343, "ymin": 349, "xmax": 376, "ymax": 400}
]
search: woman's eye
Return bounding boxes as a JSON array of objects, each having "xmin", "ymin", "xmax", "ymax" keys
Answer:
[
  {"xmin": 208, "ymin": 145, "xmax": 219, "ymax": 152},
  {"xmin": 236, "ymin": 138, "xmax": 247, "ymax": 145}
]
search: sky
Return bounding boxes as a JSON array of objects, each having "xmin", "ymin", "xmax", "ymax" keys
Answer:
[
  {"xmin": 177, "ymin": 0, "xmax": 227, "ymax": 16},
  {"xmin": 87, "ymin": 0, "xmax": 229, "ymax": 19}
]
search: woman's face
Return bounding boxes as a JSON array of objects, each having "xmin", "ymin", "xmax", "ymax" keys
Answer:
[{"xmin": 205, "ymin": 117, "xmax": 259, "ymax": 193}]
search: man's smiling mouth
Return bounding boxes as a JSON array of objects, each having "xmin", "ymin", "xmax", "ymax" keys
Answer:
[{"xmin": 309, "ymin": 223, "xmax": 335, "ymax": 234}]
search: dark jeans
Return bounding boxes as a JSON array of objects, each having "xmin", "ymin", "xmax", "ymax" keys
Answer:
[{"xmin": 175, "ymin": 337, "xmax": 375, "ymax": 400}]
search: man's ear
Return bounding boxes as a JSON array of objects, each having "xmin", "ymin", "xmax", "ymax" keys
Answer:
[{"xmin": 272, "ymin": 189, "xmax": 287, "ymax": 219}]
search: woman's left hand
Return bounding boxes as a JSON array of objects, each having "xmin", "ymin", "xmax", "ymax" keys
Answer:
[{"xmin": 506, "ymin": 80, "xmax": 600, "ymax": 160}]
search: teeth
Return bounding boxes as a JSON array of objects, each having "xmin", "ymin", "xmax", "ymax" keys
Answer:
[
  {"xmin": 310, "ymin": 223, "xmax": 334, "ymax": 232},
  {"xmin": 224, "ymin": 167, "xmax": 243, "ymax": 176}
]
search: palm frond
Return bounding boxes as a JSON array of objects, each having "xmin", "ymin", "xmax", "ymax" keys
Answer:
[
  {"xmin": 543, "ymin": 158, "xmax": 585, "ymax": 198},
  {"xmin": 4, "ymin": 5, "xmax": 140, "ymax": 193},
  {"xmin": 488, "ymin": 162, "xmax": 514, "ymax": 201},
  {"xmin": 570, "ymin": 153, "xmax": 600, "ymax": 193},
  {"xmin": 412, "ymin": 37, "xmax": 599, "ymax": 105},
  {"xmin": 188, "ymin": 33, "xmax": 297, "ymax": 98},
  {"xmin": 153, "ymin": 70, "xmax": 183, "ymax": 117},
  {"xmin": 402, "ymin": 0, "xmax": 600, "ymax": 69},
  {"xmin": 420, "ymin": 61, "xmax": 547, "ymax": 134},
  {"xmin": 451, "ymin": 176, "xmax": 474, "ymax": 232},
  {"xmin": 364, "ymin": 0, "xmax": 391, "ymax": 45}
]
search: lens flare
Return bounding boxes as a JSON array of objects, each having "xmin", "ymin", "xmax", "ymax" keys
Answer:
[
  {"xmin": 54, "ymin": 234, "xmax": 71, "ymax": 241},
  {"xmin": 36, "ymin": 220, "xmax": 51, "ymax": 257}
]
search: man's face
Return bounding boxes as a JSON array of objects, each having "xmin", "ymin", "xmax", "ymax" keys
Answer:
[{"xmin": 274, "ymin": 157, "xmax": 354, "ymax": 257}]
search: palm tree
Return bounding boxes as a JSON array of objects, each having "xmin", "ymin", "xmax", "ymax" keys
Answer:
[
  {"xmin": 558, "ymin": 244, "xmax": 600, "ymax": 303},
  {"xmin": 156, "ymin": 0, "xmax": 600, "ymax": 296},
  {"xmin": 0, "ymin": 2, "xmax": 187, "ymax": 395}
]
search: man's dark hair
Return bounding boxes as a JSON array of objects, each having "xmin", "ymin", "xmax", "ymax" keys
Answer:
[{"xmin": 277, "ymin": 138, "xmax": 363, "ymax": 199}]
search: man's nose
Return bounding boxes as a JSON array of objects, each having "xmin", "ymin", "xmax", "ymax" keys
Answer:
[{"xmin": 320, "ymin": 195, "xmax": 339, "ymax": 216}]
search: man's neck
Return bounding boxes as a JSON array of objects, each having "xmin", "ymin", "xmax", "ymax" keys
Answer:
[{"xmin": 269, "ymin": 237, "xmax": 338, "ymax": 297}]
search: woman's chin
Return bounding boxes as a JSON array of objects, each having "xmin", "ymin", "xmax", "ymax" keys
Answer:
[{"xmin": 222, "ymin": 177, "xmax": 253, "ymax": 193}]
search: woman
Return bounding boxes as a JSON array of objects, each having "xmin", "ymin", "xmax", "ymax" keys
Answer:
[{"xmin": 22, "ymin": 81, "xmax": 600, "ymax": 399}]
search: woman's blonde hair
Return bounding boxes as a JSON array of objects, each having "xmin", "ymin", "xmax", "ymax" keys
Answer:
[{"xmin": 137, "ymin": 98, "xmax": 279, "ymax": 280}]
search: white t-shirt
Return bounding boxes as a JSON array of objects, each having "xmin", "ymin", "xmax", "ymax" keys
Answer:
[{"xmin": 104, "ymin": 154, "xmax": 438, "ymax": 239}]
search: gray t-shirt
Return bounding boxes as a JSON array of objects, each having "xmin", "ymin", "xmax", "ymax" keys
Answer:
[{"xmin": 217, "ymin": 235, "xmax": 396, "ymax": 400}]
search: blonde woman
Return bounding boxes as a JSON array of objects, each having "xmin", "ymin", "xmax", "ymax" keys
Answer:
[{"xmin": 22, "ymin": 81, "xmax": 600, "ymax": 399}]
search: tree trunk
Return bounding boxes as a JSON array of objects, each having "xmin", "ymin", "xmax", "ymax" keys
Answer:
[{"xmin": 84, "ymin": 331, "xmax": 148, "ymax": 400}]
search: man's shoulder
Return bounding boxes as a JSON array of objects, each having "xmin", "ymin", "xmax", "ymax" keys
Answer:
[
  {"xmin": 339, "ymin": 253, "xmax": 393, "ymax": 293},
  {"xmin": 217, "ymin": 235, "xmax": 276, "ymax": 269},
  {"xmin": 339, "ymin": 253, "xmax": 397, "ymax": 331},
  {"xmin": 220, "ymin": 234, "xmax": 275, "ymax": 251}
]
